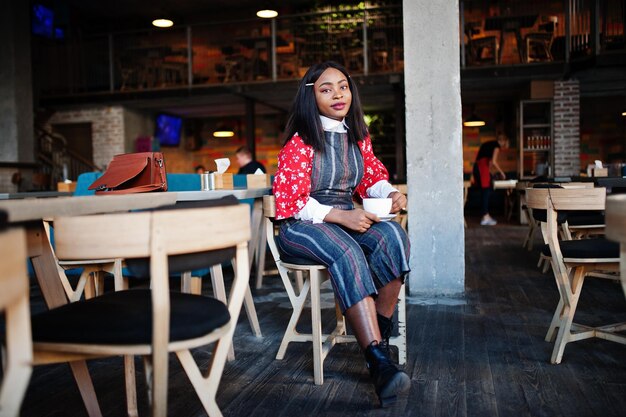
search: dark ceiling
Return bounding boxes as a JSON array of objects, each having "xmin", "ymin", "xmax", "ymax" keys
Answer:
[
  {"xmin": 47, "ymin": 0, "xmax": 398, "ymax": 119},
  {"xmin": 61, "ymin": 0, "xmax": 320, "ymax": 32}
]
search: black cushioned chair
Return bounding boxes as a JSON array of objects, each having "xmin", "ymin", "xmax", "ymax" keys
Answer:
[
  {"xmin": 0, "ymin": 210, "xmax": 33, "ymax": 416},
  {"xmin": 526, "ymin": 187, "xmax": 624, "ymax": 364},
  {"xmin": 30, "ymin": 196, "xmax": 251, "ymax": 417},
  {"xmin": 605, "ymin": 194, "xmax": 626, "ymax": 297}
]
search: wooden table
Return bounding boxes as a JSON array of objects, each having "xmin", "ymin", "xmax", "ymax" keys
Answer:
[
  {"xmin": 0, "ymin": 188, "xmax": 270, "ymax": 416},
  {"xmin": 606, "ymin": 194, "xmax": 626, "ymax": 297},
  {"xmin": 493, "ymin": 179, "xmax": 518, "ymax": 221},
  {"xmin": 0, "ymin": 193, "xmax": 177, "ymax": 417},
  {"xmin": 0, "ymin": 191, "xmax": 73, "ymax": 200},
  {"xmin": 484, "ymin": 14, "xmax": 538, "ymax": 64}
]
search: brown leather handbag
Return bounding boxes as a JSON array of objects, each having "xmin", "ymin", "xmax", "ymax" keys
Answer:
[{"xmin": 88, "ymin": 152, "xmax": 168, "ymax": 194}]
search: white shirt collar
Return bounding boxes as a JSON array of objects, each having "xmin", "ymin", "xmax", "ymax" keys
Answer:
[{"xmin": 320, "ymin": 115, "xmax": 348, "ymax": 133}]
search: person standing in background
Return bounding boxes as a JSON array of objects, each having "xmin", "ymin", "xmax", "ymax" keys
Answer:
[
  {"xmin": 235, "ymin": 146, "xmax": 266, "ymax": 174},
  {"xmin": 472, "ymin": 133, "xmax": 509, "ymax": 226}
]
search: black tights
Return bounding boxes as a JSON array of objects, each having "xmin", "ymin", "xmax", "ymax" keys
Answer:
[{"xmin": 481, "ymin": 186, "xmax": 492, "ymax": 216}]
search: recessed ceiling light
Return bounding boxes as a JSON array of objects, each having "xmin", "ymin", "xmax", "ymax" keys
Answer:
[
  {"xmin": 213, "ymin": 130, "xmax": 235, "ymax": 138},
  {"xmin": 256, "ymin": 9, "xmax": 278, "ymax": 18},
  {"xmin": 152, "ymin": 18, "xmax": 173, "ymax": 28}
]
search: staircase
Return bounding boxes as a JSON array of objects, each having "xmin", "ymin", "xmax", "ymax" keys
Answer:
[{"xmin": 35, "ymin": 126, "xmax": 101, "ymax": 191}]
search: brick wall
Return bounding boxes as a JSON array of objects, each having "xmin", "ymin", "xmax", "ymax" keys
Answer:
[
  {"xmin": 47, "ymin": 106, "xmax": 126, "ymax": 168},
  {"xmin": 553, "ymin": 80, "xmax": 580, "ymax": 177}
]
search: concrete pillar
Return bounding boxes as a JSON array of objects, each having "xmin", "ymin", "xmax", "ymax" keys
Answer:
[
  {"xmin": 403, "ymin": 0, "xmax": 464, "ymax": 296},
  {"xmin": 0, "ymin": 0, "xmax": 34, "ymax": 162}
]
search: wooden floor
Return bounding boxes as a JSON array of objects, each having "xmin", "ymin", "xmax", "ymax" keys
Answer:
[{"xmin": 19, "ymin": 218, "xmax": 626, "ymax": 417}]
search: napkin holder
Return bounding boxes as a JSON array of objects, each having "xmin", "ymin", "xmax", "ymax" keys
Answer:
[
  {"xmin": 214, "ymin": 173, "xmax": 233, "ymax": 189},
  {"xmin": 592, "ymin": 168, "xmax": 608, "ymax": 177},
  {"xmin": 57, "ymin": 181, "xmax": 77, "ymax": 193},
  {"xmin": 246, "ymin": 174, "xmax": 271, "ymax": 189}
]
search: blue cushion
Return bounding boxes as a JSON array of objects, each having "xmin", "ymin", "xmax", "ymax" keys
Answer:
[
  {"xmin": 233, "ymin": 174, "xmax": 247, "ymax": 188},
  {"xmin": 74, "ymin": 172, "xmax": 103, "ymax": 196},
  {"xmin": 166, "ymin": 173, "xmax": 201, "ymax": 191}
]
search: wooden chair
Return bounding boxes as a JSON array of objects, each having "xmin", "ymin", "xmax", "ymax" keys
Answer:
[
  {"xmin": 524, "ymin": 17, "xmax": 557, "ymax": 63},
  {"xmin": 43, "ymin": 220, "xmax": 126, "ymax": 302},
  {"xmin": 29, "ymin": 199, "xmax": 251, "ymax": 417},
  {"xmin": 465, "ymin": 21, "xmax": 498, "ymax": 66},
  {"xmin": 263, "ymin": 196, "xmax": 407, "ymax": 385},
  {"xmin": 392, "ymin": 184, "xmax": 408, "ymax": 231},
  {"xmin": 526, "ymin": 187, "xmax": 624, "ymax": 364},
  {"xmin": 605, "ymin": 194, "xmax": 626, "ymax": 297},
  {"xmin": 0, "ymin": 225, "xmax": 33, "ymax": 417}
]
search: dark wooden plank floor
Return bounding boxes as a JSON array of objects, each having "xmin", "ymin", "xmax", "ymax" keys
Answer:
[{"xmin": 19, "ymin": 218, "xmax": 626, "ymax": 416}]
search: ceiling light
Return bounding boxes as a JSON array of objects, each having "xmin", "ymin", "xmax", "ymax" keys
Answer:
[
  {"xmin": 463, "ymin": 105, "xmax": 486, "ymax": 127},
  {"xmin": 622, "ymin": 111, "xmax": 626, "ymax": 117},
  {"xmin": 213, "ymin": 130, "xmax": 235, "ymax": 138},
  {"xmin": 152, "ymin": 18, "xmax": 173, "ymax": 28},
  {"xmin": 256, "ymin": 9, "xmax": 278, "ymax": 19},
  {"xmin": 463, "ymin": 113, "xmax": 486, "ymax": 127}
]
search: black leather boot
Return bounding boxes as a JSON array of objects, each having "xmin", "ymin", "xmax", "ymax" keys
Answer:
[
  {"xmin": 365, "ymin": 341, "xmax": 410, "ymax": 407},
  {"xmin": 377, "ymin": 313, "xmax": 393, "ymax": 358}
]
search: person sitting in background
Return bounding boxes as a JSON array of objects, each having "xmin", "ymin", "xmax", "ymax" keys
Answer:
[
  {"xmin": 236, "ymin": 146, "xmax": 266, "ymax": 174},
  {"xmin": 194, "ymin": 165, "xmax": 206, "ymax": 174},
  {"xmin": 472, "ymin": 133, "xmax": 509, "ymax": 226}
]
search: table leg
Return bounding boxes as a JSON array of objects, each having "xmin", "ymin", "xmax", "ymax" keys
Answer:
[{"xmin": 26, "ymin": 222, "xmax": 103, "ymax": 417}]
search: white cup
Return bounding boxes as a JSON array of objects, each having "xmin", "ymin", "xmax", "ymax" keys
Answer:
[{"xmin": 362, "ymin": 198, "xmax": 392, "ymax": 217}]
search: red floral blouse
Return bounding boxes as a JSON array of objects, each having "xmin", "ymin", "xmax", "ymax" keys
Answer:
[{"xmin": 273, "ymin": 133, "xmax": 390, "ymax": 220}]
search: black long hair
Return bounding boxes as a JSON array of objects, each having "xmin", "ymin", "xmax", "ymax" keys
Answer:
[{"xmin": 282, "ymin": 61, "xmax": 368, "ymax": 151}]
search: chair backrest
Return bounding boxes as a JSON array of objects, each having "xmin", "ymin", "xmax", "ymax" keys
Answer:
[
  {"xmin": 263, "ymin": 195, "xmax": 280, "ymax": 264},
  {"xmin": 527, "ymin": 187, "xmax": 609, "ymax": 281},
  {"xmin": 54, "ymin": 204, "xmax": 250, "ymax": 261},
  {"xmin": 526, "ymin": 187, "xmax": 606, "ymax": 212},
  {"xmin": 0, "ymin": 226, "xmax": 33, "ymax": 416},
  {"xmin": 606, "ymin": 194, "xmax": 626, "ymax": 244}
]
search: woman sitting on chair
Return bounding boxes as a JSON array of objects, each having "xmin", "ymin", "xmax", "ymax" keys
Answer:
[{"xmin": 273, "ymin": 61, "xmax": 411, "ymax": 407}]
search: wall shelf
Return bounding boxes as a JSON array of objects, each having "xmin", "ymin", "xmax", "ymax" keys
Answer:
[{"xmin": 519, "ymin": 99, "xmax": 553, "ymax": 179}]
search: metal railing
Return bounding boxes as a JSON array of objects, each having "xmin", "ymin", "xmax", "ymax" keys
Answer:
[
  {"xmin": 32, "ymin": 1, "xmax": 625, "ymax": 94},
  {"xmin": 460, "ymin": 0, "xmax": 624, "ymax": 68},
  {"xmin": 34, "ymin": 3, "xmax": 404, "ymax": 95}
]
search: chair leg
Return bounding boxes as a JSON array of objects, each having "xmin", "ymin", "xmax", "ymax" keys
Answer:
[
  {"xmin": 176, "ymin": 350, "xmax": 224, "ymax": 417},
  {"xmin": 112, "ymin": 259, "xmax": 125, "ymax": 291},
  {"xmin": 69, "ymin": 361, "xmax": 103, "ymax": 417},
  {"xmin": 310, "ymin": 269, "xmax": 324, "ymax": 385},
  {"xmin": 231, "ymin": 259, "xmax": 262, "ymax": 337},
  {"xmin": 276, "ymin": 279, "xmax": 311, "ymax": 359},
  {"xmin": 389, "ymin": 282, "xmax": 407, "ymax": 365},
  {"xmin": 210, "ymin": 265, "xmax": 235, "ymax": 362},
  {"xmin": 541, "ymin": 256, "xmax": 552, "ymax": 274},
  {"xmin": 294, "ymin": 271, "xmax": 305, "ymax": 293},
  {"xmin": 124, "ymin": 355, "xmax": 138, "ymax": 417},
  {"xmin": 550, "ymin": 267, "xmax": 586, "ymax": 364},
  {"xmin": 0, "ymin": 295, "xmax": 32, "ymax": 417},
  {"xmin": 255, "ymin": 222, "xmax": 268, "ymax": 290},
  {"xmin": 243, "ymin": 285, "xmax": 262, "ymax": 337}
]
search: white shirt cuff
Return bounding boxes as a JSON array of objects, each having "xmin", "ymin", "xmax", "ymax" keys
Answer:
[
  {"xmin": 367, "ymin": 180, "xmax": 398, "ymax": 198},
  {"xmin": 295, "ymin": 196, "xmax": 333, "ymax": 224}
]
